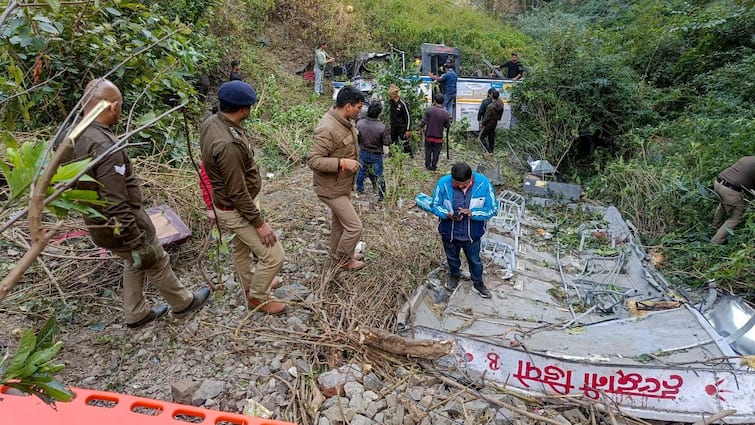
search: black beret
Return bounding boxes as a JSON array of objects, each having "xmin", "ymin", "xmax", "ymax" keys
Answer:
[{"xmin": 218, "ymin": 80, "xmax": 257, "ymax": 107}]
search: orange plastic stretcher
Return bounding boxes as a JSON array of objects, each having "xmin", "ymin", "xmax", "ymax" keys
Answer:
[{"xmin": 0, "ymin": 386, "xmax": 296, "ymax": 425}]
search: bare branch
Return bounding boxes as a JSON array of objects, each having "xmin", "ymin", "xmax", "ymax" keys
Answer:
[
  {"xmin": 0, "ymin": 0, "xmax": 19, "ymax": 28},
  {"xmin": 0, "ymin": 70, "xmax": 66, "ymax": 106}
]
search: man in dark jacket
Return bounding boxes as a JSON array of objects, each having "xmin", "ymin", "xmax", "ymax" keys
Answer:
[
  {"xmin": 479, "ymin": 90, "xmax": 504, "ymax": 155},
  {"xmin": 711, "ymin": 156, "xmax": 755, "ymax": 244},
  {"xmin": 430, "ymin": 162, "xmax": 498, "ymax": 298},
  {"xmin": 200, "ymin": 80, "xmax": 287, "ymax": 315},
  {"xmin": 477, "ymin": 88, "xmax": 496, "ymax": 124},
  {"xmin": 419, "ymin": 93, "xmax": 451, "ymax": 171},
  {"xmin": 73, "ymin": 79, "xmax": 210, "ymax": 329},
  {"xmin": 387, "ymin": 84, "xmax": 412, "ymax": 157},
  {"xmin": 356, "ymin": 101, "xmax": 390, "ymax": 200},
  {"xmin": 501, "ymin": 52, "xmax": 524, "ymax": 81},
  {"xmin": 229, "ymin": 59, "xmax": 243, "ymax": 81}
]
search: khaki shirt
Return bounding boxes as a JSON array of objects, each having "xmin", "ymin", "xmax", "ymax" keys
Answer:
[
  {"xmin": 307, "ymin": 108, "xmax": 359, "ymax": 199},
  {"xmin": 73, "ymin": 122, "xmax": 154, "ymax": 249},
  {"xmin": 200, "ymin": 113, "xmax": 264, "ymax": 227},
  {"xmin": 719, "ymin": 156, "xmax": 755, "ymax": 191}
]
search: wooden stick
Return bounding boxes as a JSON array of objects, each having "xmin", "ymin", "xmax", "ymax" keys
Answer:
[{"xmin": 692, "ymin": 409, "xmax": 737, "ymax": 425}]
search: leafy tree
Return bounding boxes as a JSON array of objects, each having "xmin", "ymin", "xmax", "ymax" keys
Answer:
[
  {"xmin": 510, "ymin": 11, "xmax": 644, "ymax": 173},
  {"xmin": 0, "ymin": 1, "xmax": 211, "ymax": 160}
]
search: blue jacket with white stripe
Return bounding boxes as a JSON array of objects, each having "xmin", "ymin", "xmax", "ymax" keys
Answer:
[{"xmin": 430, "ymin": 172, "xmax": 497, "ymax": 241}]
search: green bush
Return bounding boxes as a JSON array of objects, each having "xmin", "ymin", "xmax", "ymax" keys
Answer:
[{"xmin": 0, "ymin": 2, "xmax": 210, "ymax": 159}]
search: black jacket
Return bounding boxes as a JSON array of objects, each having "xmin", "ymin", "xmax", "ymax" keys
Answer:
[{"xmin": 389, "ymin": 98, "xmax": 411, "ymax": 131}]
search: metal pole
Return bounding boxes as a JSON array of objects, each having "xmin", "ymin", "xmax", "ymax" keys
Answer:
[{"xmin": 445, "ymin": 127, "xmax": 450, "ymax": 160}]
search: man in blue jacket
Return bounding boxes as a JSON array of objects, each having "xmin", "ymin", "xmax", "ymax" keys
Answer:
[
  {"xmin": 430, "ymin": 61, "xmax": 458, "ymax": 117},
  {"xmin": 431, "ymin": 162, "xmax": 498, "ymax": 298}
]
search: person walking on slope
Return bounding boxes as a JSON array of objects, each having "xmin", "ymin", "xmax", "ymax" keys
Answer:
[
  {"xmin": 307, "ymin": 86, "xmax": 367, "ymax": 271},
  {"xmin": 418, "ymin": 93, "xmax": 451, "ymax": 171},
  {"xmin": 200, "ymin": 80, "xmax": 287, "ymax": 315},
  {"xmin": 71, "ymin": 78, "xmax": 211, "ymax": 329},
  {"xmin": 431, "ymin": 162, "xmax": 498, "ymax": 298},
  {"xmin": 387, "ymin": 84, "xmax": 412, "ymax": 157},
  {"xmin": 356, "ymin": 101, "xmax": 391, "ymax": 200},
  {"xmin": 478, "ymin": 89, "xmax": 504, "ymax": 155}
]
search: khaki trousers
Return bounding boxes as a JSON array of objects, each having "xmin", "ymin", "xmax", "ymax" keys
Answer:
[
  {"xmin": 711, "ymin": 180, "xmax": 745, "ymax": 244},
  {"xmin": 111, "ymin": 234, "xmax": 193, "ymax": 324},
  {"xmin": 215, "ymin": 209, "xmax": 284, "ymax": 300},
  {"xmin": 319, "ymin": 194, "xmax": 362, "ymax": 260}
]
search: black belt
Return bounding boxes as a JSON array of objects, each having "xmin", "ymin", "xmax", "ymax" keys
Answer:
[
  {"xmin": 717, "ymin": 177, "xmax": 742, "ymax": 192},
  {"xmin": 215, "ymin": 205, "xmax": 235, "ymax": 211}
]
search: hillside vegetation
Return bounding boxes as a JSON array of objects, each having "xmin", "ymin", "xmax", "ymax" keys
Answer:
[{"xmin": 2, "ymin": 0, "xmax": 752, "ymax": 295}]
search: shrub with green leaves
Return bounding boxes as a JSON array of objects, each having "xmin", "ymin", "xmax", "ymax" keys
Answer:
[{"xmin": 0, "ymin": 317, "xmax": 73, "ymax": 404}]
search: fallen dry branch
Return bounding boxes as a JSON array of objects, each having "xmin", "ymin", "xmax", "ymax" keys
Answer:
[
  {"xmin": 357, "ymin": 326, "xmax": 453, "ymax": 359},
  {"xmin": 692, "ymin": 409, "xmax": 737, "ymax": 425}
]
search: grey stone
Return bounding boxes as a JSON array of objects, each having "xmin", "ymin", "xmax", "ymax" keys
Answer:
[
  {"xmin": 322, "ymin": 396, "xmax": 350, "ymax": 410},
  {"xmin": 270, "ymin": 354, "xmax": 283, "ymax": 370},
  {"xmin": 419, "ymin": 394, "xmax": 434, "ymax": 408},
  {"xmin": 562, "ymin": 408, "xmax": 588, "ymax": 424},
  {"xmin": 462, "ymin": 399, "xmax": 490, "ymax": 417},
  {"xmin": 443, "ymin": 400, "xmax": 463, "ymax": 418},
  {"xmin": 494, "ymin": 408, "xmax": 517, "ymax": 425},
  {"xmin": 321, "ymin": 405, "xmax": 356, "ymax": 423},
  {"xmin": 171, "ymin": 379, "xmax": 200, "ymax": 404},
  {"xmin": 395, "ymin": 366, "xmax": 410, "ymax": 378},
  {"xmin": 295, "ymin": 358, "xmax": 312, "ymax": 374},
  {"xmin": 349, "ymin": 392, "xmax": 365, "ymax": 413},
  {"xmin": 317, "ymin": 369, "xmax": 346, "ymax": 397},
  {"xmin": 364, "ymin": 398, "xmax": 386, "ymax": 418},
  {"xmin": 363, "ymin": 372, "xmax": 384, "ymax": 392},
  {"xmin": 394, "ymin": 404, "xmax": 405, "ymax": 425},
  {"xmin": 338, "ymin": 363, "xmax": 364, "ymax": 382},
  {"xmin": 363, "ymin": 390, "xmax": 379, "ymax": 403},
  {"xmin": 317, "ymin": 417, "xmax": 331, "ymax": 425},
  {"xmin": 350, "ymin": 414, "xmax": 373, "ymax": 425},
  {"xmin": 191, "ymin": 379, "xmax": 225, "ymax": 406},
  {"xmin": 427, "ymin": 412, "xmax": 454, "ymax": 425},
  {"xmin": 82, "ymin": 376, "xmax": 96, "ymax": 385},
  {"xmin": 261, "ymin": 393, "xmax": 277, "ymax": 412},
  {"xmin": 407, "ymin": 386, "xmax": 424, "ymax": 401},
  {"xmin": 373, "ymin": 412, "xmax": 385, "ymax": 424},
  {"xmin": 385, "ymin": 393, "xmax": 398, "ymax": 409},
  {"xmin": 344, "ymin": 381, "xmax": 364, "ymax": 398},
  {"xmin": 280, "ymin": 358, "xmax": 295, "ymax": 371},
  {"xmin": 287, "ymin": 316, "xmax": 308, "ymax": 333}
]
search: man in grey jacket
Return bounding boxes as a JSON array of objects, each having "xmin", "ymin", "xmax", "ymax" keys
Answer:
[
  {"xmin": 356, "ymin": 101, "xmax": 391, "ymax": 200},
  {"xmin": 307, "ymin": 86, "xmax": 366, "ymax": 270}
]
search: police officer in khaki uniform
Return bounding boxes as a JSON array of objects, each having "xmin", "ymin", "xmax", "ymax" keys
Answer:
[
  {"xmin": 200, "ymin": 81, "xmax": 287, "ymax": 315},
  {"xmin": 73, "ymin": 79, "xmax": 210, "ymax": 329},
  {"xmin": 711, "ymin": 156, "xmax": 755, "ymax": 244}
]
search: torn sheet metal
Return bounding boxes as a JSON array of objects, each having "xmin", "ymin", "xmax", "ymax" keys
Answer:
[{"xmin": 399, "ymin": 192, "xmax": 755, "ymax": 423}]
